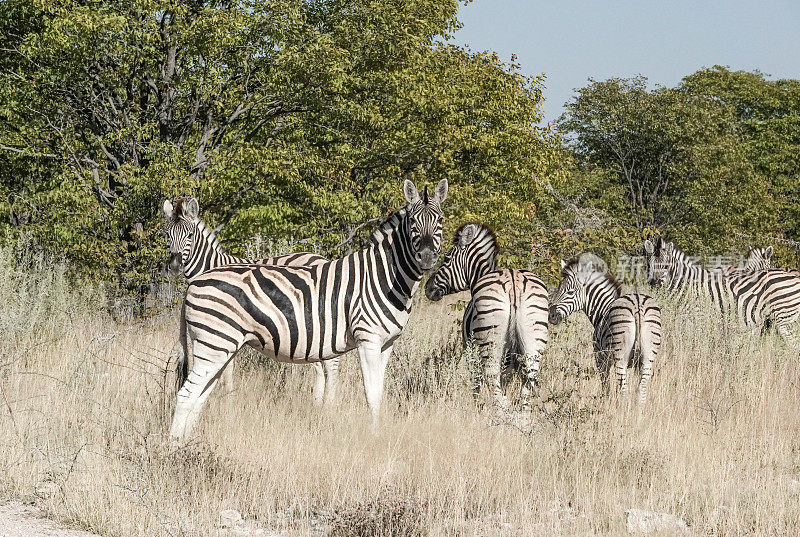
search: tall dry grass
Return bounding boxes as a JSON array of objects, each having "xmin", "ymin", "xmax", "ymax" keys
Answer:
[{"xmin": 1, "ymin": 247, "xmax": 799, "ymax": 536}]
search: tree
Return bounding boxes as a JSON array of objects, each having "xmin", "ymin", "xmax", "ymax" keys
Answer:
[
  {"xmin": 0, "ymin": 0, "xmax": 570, "ymax": 290},
  {"xmin": 558, "ymin": 75, "xmax": 776, "ymax": 253}
]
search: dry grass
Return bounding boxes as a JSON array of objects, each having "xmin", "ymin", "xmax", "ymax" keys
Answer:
[{"xmin": 1, "ymin": 247, "xmax": 800, "ymax": 536}]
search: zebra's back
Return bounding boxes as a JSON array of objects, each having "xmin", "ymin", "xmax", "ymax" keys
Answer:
[
  {"xmin": 726, "ymin": 269, "xmax": 800, "ymax": 327},
  {"xmin": 464, "ymin": 269, "xmax": 549, "ymax": 354}
]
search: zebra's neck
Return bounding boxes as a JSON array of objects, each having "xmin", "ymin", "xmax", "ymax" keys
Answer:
[
  {"xmin": 585, "ymin": 274, "xmax": 622, "ymax": 328},
  {"xmin": 184, "ymin": 219, "xmax": 244, "ymax": 281},
  {"xmin": 667, "ymin": 252, "xmax": 716, "ymax": 295},
  {"xmin": 359, "ymin": 208, "xmax": 424, "ymax": 308},
  {"xmin": 467, "ymin": 232, "xmax": 498, "ymax": 291}
]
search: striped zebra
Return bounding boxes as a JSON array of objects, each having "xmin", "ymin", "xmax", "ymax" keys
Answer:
[
  {"xmin": 644, "ymin": 237, "xmax": 800, "ymax": 341},
  {"xmin": 162, "ymin": 197, "xmax": 337, "ymax": 404},
  {"xmin": 424, "ymin": 223, "xmax": 549, "ymax": 408},
  {"xmin": 719, "ymin": 246, "xmax": 773, "ymax": 274},
  {"xmin": 169, "ymin": 179, "xmax": 448, "ymax": 441},
  {"xmin": 548, "ymin": 253, "xmax": 662, "ymax": 405}
]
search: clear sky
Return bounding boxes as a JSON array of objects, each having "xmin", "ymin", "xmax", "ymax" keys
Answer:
[{"xmin": 451, "ymin": 0, "xmax": 800, "ymax": 123}]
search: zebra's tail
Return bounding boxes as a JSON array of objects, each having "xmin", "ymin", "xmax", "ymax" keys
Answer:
[{"xmin": 176, "ymin": 299, "xmax": 190, "ymax": 391}]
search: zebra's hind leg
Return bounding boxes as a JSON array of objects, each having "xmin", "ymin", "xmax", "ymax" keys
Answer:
[
  {"xmin": 515, "ymin": 322, "xmax": 547, "ymax": 411},
  {"xmin": 636, "ymin": 338, "xmax": 658, "ymax": 407},
  {"xmin": 484, "ymin": 342, "xmax": 510, "ymax": 410},
  {"xmin": 169, "ymin": 341, "xmax": 235, "ymax": 443},
  {"xmin": 595, "ymin": 350, "xmax": 612, "ymax": 396}
]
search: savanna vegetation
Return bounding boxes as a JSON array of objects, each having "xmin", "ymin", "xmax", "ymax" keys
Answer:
[{"xmin": 2, "ymin": 1, "xmax": 800, "ymax": 536}]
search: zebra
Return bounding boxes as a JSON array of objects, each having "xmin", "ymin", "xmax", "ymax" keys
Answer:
[
  {"xmin": 162, "ymin": 197, "xmax": 337, "ymax": 404},
  {"xmin": 717, "ymin": 245, "xmax": 773, "ymax": 274},
  {"xmin": 548, "ymin": 253, "xmax": 662, "ymax": 405},
  {"xmin": 742, "ymin": 246, "xmax": 773, "ymax": 271},
  {"xmin": 169, "ymin": 179, "xmax": 448, "ymax": 441},
  {"xmin": 424, "ymin": 223, "xmax": 549, "ymax": 408},
  {"xmin": 643, "ymin": 237, "xmax": 800, "ymax": 342}
]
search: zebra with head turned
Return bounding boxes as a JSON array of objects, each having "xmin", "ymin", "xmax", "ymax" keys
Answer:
[
  {"xmin": 549, "ymin": 253, "xmax": 662, "ymax": 405},
  {"xmin": 169, "ymin": 179, "xmax": 448, "ymax": 442},
  {"xmin": 162, "ymin": 197, "xmax": 337, "ymax": 405},
  {"xmin": 424, "ymin": 223, "xmax": 549, "ymax": 409},
  {"xmin": 716, "ymin": 245, "xmax": 773, "ymax": 275},
  {"xmin": 644, "ymin": 237, "xmax": 800, "ymax": 342}
]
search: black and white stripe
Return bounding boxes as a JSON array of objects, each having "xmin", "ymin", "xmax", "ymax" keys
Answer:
[
  {"xmin": 425, "ymin": 223, "xmax": 549, "ymax": 408},
  {"xmin": 549, "ymin": 253, "xmax": 661, "ymax": 405},
  {"xmin": 162, "ymin": 198, "xmax": 336, "ymax": 403},
  {"xmin": 169, "ymin": 179, "xmax": 448, "ymax": 441},
  {"xmin": 644, "ymin": 237, "xmax": 800, "ymax": 341}
]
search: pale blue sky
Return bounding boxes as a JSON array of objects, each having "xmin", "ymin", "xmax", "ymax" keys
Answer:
[{"xmin": 452, "ymin": 0, "xmax": 800, "ymax": 123}]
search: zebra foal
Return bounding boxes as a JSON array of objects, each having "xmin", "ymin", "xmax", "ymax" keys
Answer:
[
  {"xmin": 162, "ymin": 197, "xmax": 337, "ymax": 404},
  {"xmin": 170, "ymin": 179, "xmax": 448, "ymax": 441},
  {"xmin": 644, "ymin": 237, "xmax": 800, "ymax": 342},
  {"xmin": 424, "ymin": 223, "xmax": 549, "ymax": 408},
  {"xmin": 548, "ymin": 253, "xmax": 661, "ymax": 405}
]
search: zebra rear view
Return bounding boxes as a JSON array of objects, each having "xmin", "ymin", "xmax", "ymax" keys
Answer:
[
  {"xmin": 549, "ymin": 253, "xmax": 662, "ymax": 405},
  {"xmin": 425, "ymin": 223, "xmax": 549, "ymax": 408}
]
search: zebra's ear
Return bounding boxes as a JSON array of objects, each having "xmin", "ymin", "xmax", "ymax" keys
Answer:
[
  {"xmin": 183, "ymin": 197, "xmax": 200, "ymax": 219},
  {"xmin": 434, "ymin": 178, "xmax": 448, "ymax": 203},
  {"xmin": 643, "ymin": 239, "xmax": 654, "ymax": 255},
  {"xmin": 403, "ymin": 180, "xmax": 419, "ymax": 204},
  {"xmin": 163, "ymin": 200, "xmax": 175, "ymax": 220},
  {"xmin": 766, "ymin": 245, "xmax": 774, "ymax": 258},
  {"xmin": 560, "ymin": 259, "xmax": 567, "ymax": 269},
  {"xmin": 459, "ymin": 224, "xmax": 478, "ymax": 247}
]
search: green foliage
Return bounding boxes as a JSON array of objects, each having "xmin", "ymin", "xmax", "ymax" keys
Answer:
[
  {"xmin": 557, "ymin": 68, "xmax": 800, "ymax": 261},
  {"xmin": 0, "ymin": 0, "xmax": 569, "ymax": 290}
]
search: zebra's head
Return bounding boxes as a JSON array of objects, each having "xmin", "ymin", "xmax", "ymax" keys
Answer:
[
  {"xmin": 162, "ymin": 197, "xmax": 200, "ymax": 276},
  {"xmin": 424, "ymin": 222, "xmax": 498, "ymax": 301},
  {"xmin": 403, "ymin": 179, "xmax": 448, "ymax": 272},
  {"xmin": 548, "ymin": 253, "xmax": 608, "ymax": 325},
  {"xmin": 744, "ymin": 246, "xmax": 773, "ymax": 271},
  {"xmin": 643, "ymin": 236, "xmax": 674, "ymax": 287}
]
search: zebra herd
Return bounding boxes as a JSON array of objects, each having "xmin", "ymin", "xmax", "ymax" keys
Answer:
[{"xmin": 163, "ymin": 181, "xmax": 798, "ymax": 442}]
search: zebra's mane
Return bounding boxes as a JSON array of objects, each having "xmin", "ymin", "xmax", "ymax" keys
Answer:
[
  {"xmin": 453, "ymin": 222, "xmax": 499, "ymax": 256},
  {"xmin": 193, "ymin": 218, "xmax": 225, "ymax": 254},
  {"xmin": 562, "ymin": 254, "xmax": 622, "ymax": 294},
  {"xmin": 368, "ymin": 206, "xmax": 409, "ymax": 244}
]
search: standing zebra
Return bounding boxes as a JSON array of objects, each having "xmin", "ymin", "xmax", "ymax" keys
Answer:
[
  {"xmin": 424, "ymin": 223, "xmax": 549, "ymax": 408},
  {"xmin": 644, "ymin": 237, "xmax": 800, "ymax": 341},
  {"xmin": 549, "ymin": 253, "xmax": 662, "ymax": 405},
  {"xmin": 742, "ymin": 246, "xmax": 773, "ymax": 271},
  {"xmin": 169, "ymin": 179, "xmax": 448, "ymax": 441},
  {"xmin": 162, "ymin": 197, "xmax": 337, "ymax": 404},
  {"xmin": 718, "ymin": 246, "xmax": 773, "ymax": 274}
]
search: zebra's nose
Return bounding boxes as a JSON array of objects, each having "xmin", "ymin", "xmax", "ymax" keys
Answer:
[{"xmin": 548, "ymin": 307, "xmax": 562, "ymax": 325}]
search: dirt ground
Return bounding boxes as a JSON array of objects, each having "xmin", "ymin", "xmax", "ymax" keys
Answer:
[{"xmin": 0, "ymin": 500, "xmax": 101, "ymax": 537}]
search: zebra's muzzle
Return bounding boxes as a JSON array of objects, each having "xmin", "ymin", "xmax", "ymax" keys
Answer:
[
  {"xmin": 416, "ymin": 248, "xmax": 439, "ymax": 272},
  {"xmin": 424, "ymin": 277, "xmax": 443, "ymax": 301},
  {"xmin": 167, "ymin": 253, "xmax": 183, "ymax": 274},
  {"xmin": 548, "ymin": 307, "xmax": 563, "ymax": 326}
]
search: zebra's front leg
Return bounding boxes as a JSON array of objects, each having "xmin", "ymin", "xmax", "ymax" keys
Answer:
[
  {"xmin": 357, "ymin": 340, "xmax": 391, "ymax": 426},
  {"xmin": 323, "ymin": 357, "xmax": 340, "ymax": 406},
  {"xmin": 311, "ymin": 362, "xmax": 326, "ymax": 406}
]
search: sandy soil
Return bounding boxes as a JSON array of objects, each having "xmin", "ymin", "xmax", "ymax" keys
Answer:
[{"xmin": 0, "ymin": 500, "xmax": 101, "ymax": 537}]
